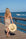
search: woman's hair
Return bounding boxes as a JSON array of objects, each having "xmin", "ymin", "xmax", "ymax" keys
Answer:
[{"xmin": 5, "ymin": 8, "xmax": 10, "ymax": 17}]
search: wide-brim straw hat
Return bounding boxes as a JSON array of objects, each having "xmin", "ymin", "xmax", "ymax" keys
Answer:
[{"xmin": 8, "ymin": 24, "xmax": 17, "ymax": 32}]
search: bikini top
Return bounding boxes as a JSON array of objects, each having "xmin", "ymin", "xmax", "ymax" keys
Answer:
[
  {"xmin": 8, "ymin": 16, "xmax": 10, "ymax": 18},
  {"xmin": 6, "ymin": 16, "xmax": 10, "ymax": 18}
]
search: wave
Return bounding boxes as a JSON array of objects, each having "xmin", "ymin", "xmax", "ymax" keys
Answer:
[{"xmin": 16, "ymin": 14, "xmax": 26, "ymax": 16}]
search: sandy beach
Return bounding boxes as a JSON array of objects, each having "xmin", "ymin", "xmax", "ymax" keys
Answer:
[{"xmin": 0, "ymin": 23, "xmax": 26, "ymax": 39}]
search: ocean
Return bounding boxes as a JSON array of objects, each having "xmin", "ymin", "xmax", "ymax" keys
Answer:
[{"xmin": 0, "ymin": 12, "xmax": 26, "ymax": 33}]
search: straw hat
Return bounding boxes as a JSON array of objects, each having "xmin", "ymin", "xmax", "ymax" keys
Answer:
[{"xmin": 8, "ymin": 24, "xmax": 17, "ymax": 32}]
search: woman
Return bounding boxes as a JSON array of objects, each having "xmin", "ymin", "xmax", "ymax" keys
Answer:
[{"xmin": 4, "ymin": 8, "xmax": 13, "ymax": 37}]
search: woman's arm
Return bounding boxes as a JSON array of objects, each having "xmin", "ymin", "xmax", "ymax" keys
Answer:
[
  {"xmin": 10, "ymin": 13, "xmax": 13, "ymax": 24},
  {"xmin": 11, "ymin": 16, "xmax": 13, "ymax": 23},
  {"xmin": 4, "ymin": 14, "xmax": 6, "ymax": 20}
]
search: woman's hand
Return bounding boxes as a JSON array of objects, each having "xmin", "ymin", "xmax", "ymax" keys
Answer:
[{"xmin": 12, "ymin": 22, "xmax": 14, "ymax": 24}]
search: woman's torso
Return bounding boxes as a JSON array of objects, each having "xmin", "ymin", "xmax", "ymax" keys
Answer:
[
  {"xmin": 6, "ymin": 15, "xmax": 10, "ymax": 19},
  {"xmin": 5, "ymin": 15, "xmax": 11, "ymax": 24}
]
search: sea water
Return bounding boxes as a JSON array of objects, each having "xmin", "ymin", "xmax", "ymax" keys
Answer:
[{"xmin": 0, "ymin": 12, "xmax": 26, "ymax": 33}]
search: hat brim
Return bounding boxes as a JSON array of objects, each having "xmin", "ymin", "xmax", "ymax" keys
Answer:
[{"xmin": 8, "ymin": 24, "xmax": 17, "ymax": 32}]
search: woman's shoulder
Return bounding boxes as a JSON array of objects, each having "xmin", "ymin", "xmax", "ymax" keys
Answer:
[
  {"xmin": 9, "ymin": 12, "xmax": 11, "ymax": 14},
  {"xmin": 9, "ymin": 13, "xmax": 11, "ymax": 16}
]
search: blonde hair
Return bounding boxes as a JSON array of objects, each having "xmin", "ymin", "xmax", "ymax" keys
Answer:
[{"xmin": 5, "ymin": 8, "xmax": 10, "ymax": 17}]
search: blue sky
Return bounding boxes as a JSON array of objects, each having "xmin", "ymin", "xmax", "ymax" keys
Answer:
[{"xmin": 0, "ymin": 0, "xmax": 26, "ymax": 12}]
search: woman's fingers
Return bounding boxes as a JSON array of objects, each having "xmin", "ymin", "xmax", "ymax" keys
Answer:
[{"xmin": 12, "ymin": 22, "xmax": 14, "ymax": 24}]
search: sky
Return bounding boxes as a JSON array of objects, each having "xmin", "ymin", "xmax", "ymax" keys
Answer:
[{"xmin": 0, "ymin": 0, "xmax": 26, "ymax": 12}]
